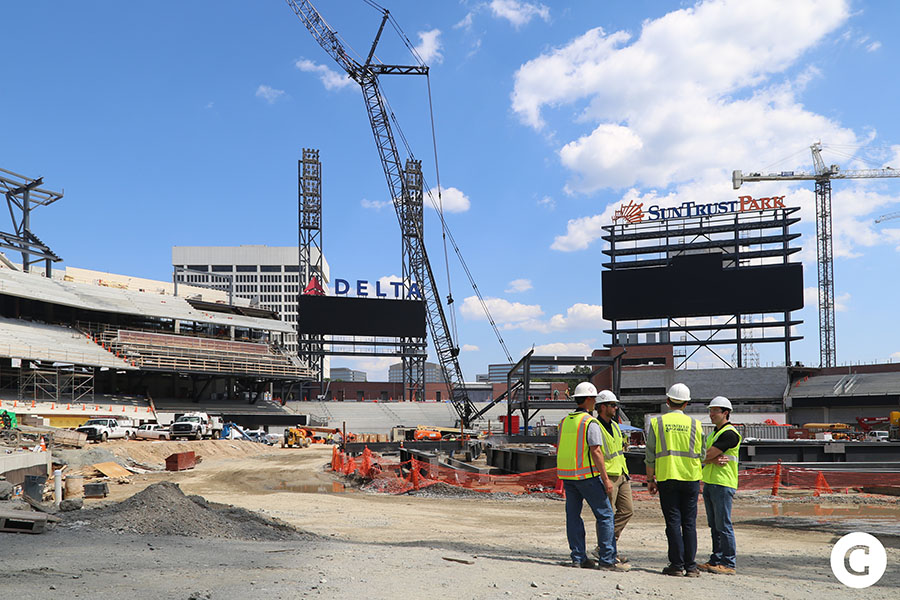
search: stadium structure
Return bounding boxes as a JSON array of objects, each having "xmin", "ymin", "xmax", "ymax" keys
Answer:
[{"xmin": 0, "ymin": 261, "xmax": 313, "ymax": 425}]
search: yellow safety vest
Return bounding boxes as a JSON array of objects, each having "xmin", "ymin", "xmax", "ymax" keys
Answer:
[
  {"xmin": 701, "ymin": 423, "xmax": 741, "ymax": 489},
  {"xmin": 557, "ymin": 411, "xmax": 601, "ymax": 480},
  {"xmin": 651, "ymin": 411, "xmax": 703, "ymax": 482},
  {"xmin": 599, "ymin": 419, "xmax": 628, "ymax": 477}
]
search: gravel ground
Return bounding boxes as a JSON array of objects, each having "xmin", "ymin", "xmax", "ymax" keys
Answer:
[{"xmin": 1, "ymin": 445, "xmax": 898, "ymax": 599}]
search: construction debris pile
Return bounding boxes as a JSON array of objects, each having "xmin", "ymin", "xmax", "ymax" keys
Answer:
[{"xmin": 67, "ymin": 481, "xmax": 314, "ymax": 541}]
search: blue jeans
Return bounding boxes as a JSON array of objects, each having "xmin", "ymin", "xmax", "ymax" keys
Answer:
[
  {"xmin": 657, "ymin": 479, "xmax": 700, "ymax": 570},
  {"xmin": 563, "ymin": 478, "xmax": 616, "ymax": 565},
  {"xmin": 703, "ymin": 483, "xmax": 736, "ymax": 568}
]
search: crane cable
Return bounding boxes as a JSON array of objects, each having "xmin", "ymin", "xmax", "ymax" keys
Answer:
[{"xmin": 356, "ymin": 2, "xmax": 515, "ymax": 363}]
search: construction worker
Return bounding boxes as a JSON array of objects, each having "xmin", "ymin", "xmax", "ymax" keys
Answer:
[
  {"xmin": 645, "ymin": 383, "xmax": 705, "ymax": 577},
  {"xmin": 591, "ymin": 390, "xmax": 634, "ymax": 564},
  {"xmin": 699, "ymin": 396, "xmax": 741, "ymax": 575},
  {"xmin": 556, "ymin": 382, "xmax": 629, "ymax": 571}
]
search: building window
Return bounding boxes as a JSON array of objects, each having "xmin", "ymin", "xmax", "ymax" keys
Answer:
[
  {"xmin": 261, "ymin": 265, "xmax": 281, "ymax": 272},
  {"xmin": 284, "ymin": 265, "xmax": 300, "ymax": 272},
  {"xmin": 211, "ymin": 265, "xmax": 232, "ymax": 272},
  {"xmin": 236, "ymin": 265, "xmax": 256, "ymax": 272},
  {"xmin": 187, "ymin": 265, "xmax": 208, "ymax": 271}
]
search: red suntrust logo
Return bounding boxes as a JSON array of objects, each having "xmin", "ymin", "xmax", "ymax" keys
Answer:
[{"xmin": 613, "ymin": 200, "xmax": 645, "ymax": 224}]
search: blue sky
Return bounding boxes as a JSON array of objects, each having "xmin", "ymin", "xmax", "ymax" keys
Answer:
[{"xmin": 4, "ymin": 0, "xmax": 900, "ymax": 380}]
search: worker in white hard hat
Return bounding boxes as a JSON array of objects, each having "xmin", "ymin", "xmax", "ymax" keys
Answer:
[
  {"xmin": 590, "ymin": 390, "xmax": 634, "ymax": 566},
  {"xmin": 556, "ymin": 382, "xmax": 629, "ymax": 571},
  {"xmin": 644, "ymin": 383, "xmax": 705, "ymax": 577},
  {"xmin": 698, "ymin": 396, "xmax": 742, "ymax": 575}
]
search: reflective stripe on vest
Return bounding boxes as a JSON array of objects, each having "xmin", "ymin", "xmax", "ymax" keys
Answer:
[
  {"xmin": 556, "ymin": 412, "xmax": 601, "ymax": 480},
  {"xmin": 701, "ymin": 423, "xmax": 742, "ymax": 489},
  {"xmin": 599, "ymin": 420, "xmax": 628, "ymax": 477},
  {"xmin": 652, "ymin": 412, "xmax": 703, "ymax": 482}
]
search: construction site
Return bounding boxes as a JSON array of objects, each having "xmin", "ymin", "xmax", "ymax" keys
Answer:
[{"xmin": 2, "ymin": 1, "xmax": 900, "ymax": 598}]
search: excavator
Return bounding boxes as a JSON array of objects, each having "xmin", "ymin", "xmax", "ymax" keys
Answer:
[{"xmin": 282, "ymin": 426, "xmax": 354, "ymax": 447}]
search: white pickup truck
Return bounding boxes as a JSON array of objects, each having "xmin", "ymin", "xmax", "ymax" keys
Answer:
[
  {"xmin": 76, "ymin": 418, "xmax": 137, "ymax": 443},
  {"xmin": 170, "ymin": 412, "xmax": 224, "ymax": 440},
  {"xmin": 135, "ymin": 423, "xmax": 171, "ymax": 441}
]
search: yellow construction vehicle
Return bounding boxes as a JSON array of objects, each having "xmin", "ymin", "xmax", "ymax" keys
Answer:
[{"xmin": 281, "ymin": 427, "xmax": 311, "ymax": 448}]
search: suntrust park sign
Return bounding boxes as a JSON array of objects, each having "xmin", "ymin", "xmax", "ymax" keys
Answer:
[{"xmin": 613, "ymin": 195, "xmax": 787, "ymax": 225}]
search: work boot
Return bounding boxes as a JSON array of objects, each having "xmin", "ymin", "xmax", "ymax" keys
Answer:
[
  {"xmin": 697, "ymin": 562, "xmax": 716, "ymax": 572},
  {"xmin": 592, "ymin": 547, "xmax": 629, "ymax": 563},
  {"xmin": 598, "ymin": 562, "xmax": 631, "ymax": 572},
  {"xmin": 684, "ymin": 568, "xmax": 701, "ymax": 578},
  {"xmin": 563, "ymin": 558, "xmax": 597, "ymax": 569},
  {"xmin": 662, "ymin": 565, "xmax": 684, "ymax": 577},
  {"xmin": 708, "ymin": 565, "xmax": 736, "ymax": 575}
]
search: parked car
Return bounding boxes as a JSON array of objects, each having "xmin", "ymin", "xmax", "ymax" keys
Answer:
[
  {"xmin": 135, "ymin": 424, "xmax": 171, "ymax": 441},
  {"xmin": 75, "ymin": 418, "xmax": 137, "ymax": 443}
]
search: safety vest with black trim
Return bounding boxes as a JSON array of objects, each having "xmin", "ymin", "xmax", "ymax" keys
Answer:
[
  {"xmin": 557, "ymin": 411, "xmax": 601, "ymax": 480},
  {"xmin": 701, "ymin": 423, "xmax": 742, "ymax": 489},
  {"xmin": 650, "ymin": 411, "xmax": 703, "ymax": 482},
  {"xmin": 599, "ymin": 419, "xmax": 628, "ymax": 477}
]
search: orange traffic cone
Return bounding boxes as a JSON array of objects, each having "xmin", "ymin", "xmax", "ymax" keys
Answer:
[
  {"xmin": 813, "ymin": 471, "xmax": 833, "ymax": 496},
  {"xmin": 554, "ymin": 478, "xmax": 565, "ymax": 497},
  {"xmin": 39, "ymin": 437, "xmax": 47, "ymax": 452}
]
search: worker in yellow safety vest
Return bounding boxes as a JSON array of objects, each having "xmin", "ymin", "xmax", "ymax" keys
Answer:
[
  {"xmin": 590, "ymin": 389, "xmax": 634, "ymax": 565},
  {"xmin": 698, "ymin": 396, "xmax": 741, "ymax": 575},
  {"xmin": 645, "ymin": 383, "xmax": 705, "ymax": 577},
  {"xmin": 556, "ymin": 382, "xmax": 629, "ymax": 572}
]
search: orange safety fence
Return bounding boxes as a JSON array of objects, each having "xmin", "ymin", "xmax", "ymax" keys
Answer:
[{"xmin": 330, "ymin": 448, "xmax": 900, "ymax": 496}]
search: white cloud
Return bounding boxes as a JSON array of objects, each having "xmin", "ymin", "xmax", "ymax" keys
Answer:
[
  {"xmin": 528, "ymin": 341, "xmax": 595, "ymax": 356},
  {"xmin": 454, "ymin": 13, "xmax": 474, "ymax": 30},
  {"xmin": 205, "ymin": 101, "xmax": 214, "ymax": 110},
  {"xmin": 867, "ymin": 40, "xmax": 882, "ymax": 52},
  {"xmin": 505, "ymin": 278, "xmax": 533, "ymax": 293},
  {"xmin": 517, "ymin": 303, "xmax": 608, "ymax": 333},
  {"xmin": 538, "ymin": 196, "xmax": 555, "ymax": 210},
  {"xmin": 428, "ymin": 186, "xmax": 471, "ymax": 213},
  {"xmin": 255, "ymin": 85, "xmax": 285, "ymax": 104},
  {"xmin": 295, "ymin": 58, "xmax": 354, "ymax": 91},
  {"xmin": 460, "ymin": 296, "xmax": 543, "ymax": 323},
  {"xmin": 891, "ymin": 351, "xmax": 900, "ymax": 360},
  {"xmin": 415, "ymin": 29, "xmax": 443, "ymax": 64},
  {"xmin": 361, "ymin": 198, "xmax": 392, "ymax": 210},
  {"xmin": 337, "ymin": 356, "xmax": 396, "ymax": 382},
  {"xmin": 490, "ymin": 0, "xmax": 549, "ymax": 29},
  {"xmin": 461, "ymin": 344, "xmax": 480, "ymax": 352},
  {"xmin": 512, "ymin": 0, "xmax": 855, "ymax": 195}
]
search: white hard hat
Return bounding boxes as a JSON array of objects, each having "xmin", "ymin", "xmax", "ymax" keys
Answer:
[
  {"xmin": 597, "ymin": 390, "xmax": 619, "ymax": 404},
  {"xmin": 708, "ymin": 396, "xmax": 732, "ymax": 411},
  {"xmin": 666, "ymin": 383, "xmax": 691, "ymax": 404},
  {"xmin": 572, "ymin": 382, "xmax": 599, "ymax": 398}
]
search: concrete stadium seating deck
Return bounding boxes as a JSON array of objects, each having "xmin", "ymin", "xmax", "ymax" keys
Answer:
[
  {"xmin": 0, "ymin": 316, "xmax": 135, "ymax": 369},
  {"xmin": 0, "ymin": 267, "xmax": 292, "ymax": 333},
  {"xmin": 789, "ymin": 371, "xmax": 900, "ymax": 398}
]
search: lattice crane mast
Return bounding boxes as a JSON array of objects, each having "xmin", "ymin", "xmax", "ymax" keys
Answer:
[
  {"xmin": 285, "ymin": 0, "xmax": 478, "ymax": 426},
  {"xmin": 733, "ymin": 142, "xmax": 900, "ymax": 368}
]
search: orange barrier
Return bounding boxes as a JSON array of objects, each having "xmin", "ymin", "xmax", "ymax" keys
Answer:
[{"xmin": 331, "ymin": 449, "xmax": 900, "ymax": 497}]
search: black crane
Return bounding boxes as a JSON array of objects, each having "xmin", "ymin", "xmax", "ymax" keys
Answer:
[{"xmin": 284, "ymin": 0, "xmax": 479, "ymax": 426}]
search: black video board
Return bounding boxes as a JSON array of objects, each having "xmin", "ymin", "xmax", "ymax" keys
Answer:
[
  {"xmin": 297, "ymin": 295, "xmax": 426, "ymax": 337},
  {"xmin": 602, "ymin": 254, "xmax": 803, "ymax": 320}
]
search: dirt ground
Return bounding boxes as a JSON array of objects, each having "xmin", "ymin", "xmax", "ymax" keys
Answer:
[{"xmin": 1, "ymin": 441, "xmax": 898, "ymax": 600}]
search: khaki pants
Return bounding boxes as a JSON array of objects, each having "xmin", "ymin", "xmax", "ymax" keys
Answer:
[{"xmin": 607, "ymin": 474, "xmax": 634, "ymax": 542}]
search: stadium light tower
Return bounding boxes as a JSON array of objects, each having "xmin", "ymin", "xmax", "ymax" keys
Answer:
[{"xmin": 734, "ymin": 142, "xmax": 900, "ymax": 368}]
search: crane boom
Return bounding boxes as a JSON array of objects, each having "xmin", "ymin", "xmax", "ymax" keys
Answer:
[
  {"xmin": 732, "ymin": 142, "xmax": 900, "ymax": 369},
  {"xmin": 285, "ymin": 0, "xmax": 478, "ymax": 425}
]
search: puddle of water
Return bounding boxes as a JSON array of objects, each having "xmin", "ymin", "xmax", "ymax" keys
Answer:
[
  {"xmin": 735, "ymin": 503, "xmax": 900, "ymax": 537},
  {"xmin": 267, "ymin": 481, "xmax": 352, "ymax": 493}
]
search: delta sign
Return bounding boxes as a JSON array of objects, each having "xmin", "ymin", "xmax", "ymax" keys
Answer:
[
  {"xmin": 333, "ymin": 278, "xmax": 422, "ymax": 300},
  {"xmin": 612, "ymin": 195, "xmax": 787, "ymax": 225}
]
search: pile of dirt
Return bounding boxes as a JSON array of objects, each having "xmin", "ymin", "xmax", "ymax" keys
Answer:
[
  {"xmin": 69, "ymin": 481, "xmax": 315, "ymax": 541},
  {"xmin": 54, "ymin": 447, "xmax": 126, "ymax": 470}
]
